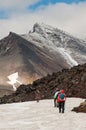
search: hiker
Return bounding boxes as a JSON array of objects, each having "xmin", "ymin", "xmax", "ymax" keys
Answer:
[
  {"xmin": 35, "ymin": 89, "xmax": 41, "ymax": 102},
  {"xmin": 57, "ymin": 89, "xmax": 66, "ymax": 113},
  {"xmin": 53, "ymin": 88, "xmax": 61, "ymax": 107}
]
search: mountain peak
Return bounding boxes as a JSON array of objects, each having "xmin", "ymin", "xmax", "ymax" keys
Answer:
[
  {"xmin": 32, "ymin": 23, "xmax": 57, "ymax": 33},
  {"xmin": 24, "ymin": 23, "xmax": 86, "ymax": 67},
  {"xmin": 9, "ymin": 31, "xmax": 15, "ymax": 36},
  {"xmin": 32, "ymin": 23, "xmax": 45, "ymax": 34},
  {"xmin": 8, "ymin": 32, "xmax": 20, "ymax": 39}
]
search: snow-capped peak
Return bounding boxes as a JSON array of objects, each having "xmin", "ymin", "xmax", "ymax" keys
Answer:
[
  {"xmin": 22, "ymin": 23, "xmax": 86, "ymax": 67},
  {"xmin": 32, "ymin": 23, "xmax": 56, "ymax": 33}
]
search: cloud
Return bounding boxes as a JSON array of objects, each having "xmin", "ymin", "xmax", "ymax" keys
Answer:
[
  {"xmin": 0, "ymin": 0, "xmax": 39, "ymax": 9},
  {"xmin": 0, "ymin": 1, "xmax": 86, "ymax": 39},
  {"xmin": 0, "ymin": 0, "xmax": 39, "ymax": 17}
]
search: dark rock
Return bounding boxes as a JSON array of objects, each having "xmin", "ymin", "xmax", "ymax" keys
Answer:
[
  {"xmin": 0, "ymin": 63, "xmax": 86, "ymax": 104},
  {"xmin": 72, "ymin": 100, "xmax": 86, "ymax": 113}
]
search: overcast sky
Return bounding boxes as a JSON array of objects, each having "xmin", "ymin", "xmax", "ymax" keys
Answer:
[{"xmin": 0, "ymin": 0, "xmax": 86, "ymax": 39}]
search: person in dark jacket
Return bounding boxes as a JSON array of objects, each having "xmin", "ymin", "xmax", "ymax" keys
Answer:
[{"xmin": 57, "ymin": 89, "xmax": 66, "ymax": 113}]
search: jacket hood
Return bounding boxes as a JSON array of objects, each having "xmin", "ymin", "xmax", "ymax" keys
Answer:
[{"xmin": 61, "ymin": 89, "xmax": 65, "ymax": 93}]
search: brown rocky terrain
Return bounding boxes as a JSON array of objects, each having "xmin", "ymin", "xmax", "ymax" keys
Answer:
[
  {"xmin": 0, "ymin": 63, "xmax": 86, "ymax": 105},
  {"xmin": 72, "ymin": 100, "xmax": 86, "ymax": 113}
]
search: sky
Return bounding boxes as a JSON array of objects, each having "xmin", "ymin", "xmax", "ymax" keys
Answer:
[{"xmin": 0, "ymin": 0, "xmax": 86, "ymax": 39}]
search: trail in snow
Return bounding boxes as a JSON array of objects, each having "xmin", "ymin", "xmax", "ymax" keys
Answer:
[{"xmin": 0, "ymin": 98, "xmax": 86, "ymax": 130}]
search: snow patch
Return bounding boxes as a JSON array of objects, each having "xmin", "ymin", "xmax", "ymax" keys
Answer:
[{"xmin": 57, "ymin": 48, "xmax": 78, "ymax": 67}]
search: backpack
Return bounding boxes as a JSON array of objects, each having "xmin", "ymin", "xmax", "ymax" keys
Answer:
[
  {"xmin": 57, "ymin": 92, "xmax": 66, "ymax": 102},
  {"xmin": 59, "ymin": 93, "xmax": 65, "ymax": 100}
]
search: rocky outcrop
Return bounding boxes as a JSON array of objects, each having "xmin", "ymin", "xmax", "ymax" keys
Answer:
[
  {"xmin": 72, "ymin": 100, "xmax": 86, "ymax": 113},
  {"xmin": 0, "ymin": 63, "xmax": 86, "ymax": 104}
]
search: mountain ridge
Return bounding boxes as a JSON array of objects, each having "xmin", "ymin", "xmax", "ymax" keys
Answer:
[
  {"xmin": 22, "ymin": 23, "xmax": 86, "ymax": 65},
  {"xmin": 0, "ymin": 23, "xmax": 86, "ymax": 96}
]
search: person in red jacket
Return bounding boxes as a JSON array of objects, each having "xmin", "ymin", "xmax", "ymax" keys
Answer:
[{"xmin": 57, "ymin": 89, "xmax": 66, "ymax": 113}]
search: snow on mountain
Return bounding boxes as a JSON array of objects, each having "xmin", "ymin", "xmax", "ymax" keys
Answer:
[
  {"xmin": 54, "ymin": 47, "xmax": 78, "ymax": 66},
  {"xmin": 0, "ymin": 98, "xmax": 86, "ymax": 130},
  {"xmin": 22, "ymin": 23, "xmax": 86, "ymax": 67}
]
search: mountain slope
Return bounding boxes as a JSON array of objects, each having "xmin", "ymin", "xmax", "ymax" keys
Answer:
[
  {"xmin": 0, "ymin": 31, "xmax": 70, "ymax": 91},
  {"xmin": 22, "ymin": 23, "xmax": 86, "ymax": 66},
  {"xmin": 0, "ymin": 63, "xmax": 86, "ymax": 104},
  {"xmin": 0, "ymin": 23, "xmax": 86, "ymax": 95}
]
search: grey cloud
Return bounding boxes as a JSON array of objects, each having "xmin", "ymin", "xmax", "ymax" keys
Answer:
[{"xmin": 0, "ymin": 1, "xmax": 86, "ymax": 39}]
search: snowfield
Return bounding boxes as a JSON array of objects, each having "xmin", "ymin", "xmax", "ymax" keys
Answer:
[{"xmin": 0, "ymin": 98, "xmax": 86, "ymax": 130}]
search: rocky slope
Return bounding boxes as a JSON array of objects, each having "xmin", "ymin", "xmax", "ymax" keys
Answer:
[
  {"xmin": 0, "ymin": 63, "xmax": 86, "ymax": 104},
  {"xmin": 0, "ymin": 32, "xmax": 69, "ymax": 90}
]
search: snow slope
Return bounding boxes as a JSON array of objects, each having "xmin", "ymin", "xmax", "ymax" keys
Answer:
[
  {"xmin": 22, "ymin": 23, "xmax": 86, "ymax": 67},
  {"xmin": 0, "ymin": 98, "xmax": 86, "ymax": 130}
]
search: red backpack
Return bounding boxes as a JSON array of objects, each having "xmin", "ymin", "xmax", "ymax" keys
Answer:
[{"xmin": 57, "ymin": 93, "xmax": 66, "ymax": 102}]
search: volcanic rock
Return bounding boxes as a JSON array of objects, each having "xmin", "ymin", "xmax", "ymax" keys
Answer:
[
  {"xmin": 0, "ymin": 63, "xmax": 86, "ymax": 104},
  {"xmin": 72, "ymin": 100, "xmax": 86, "ymax": 113}
]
